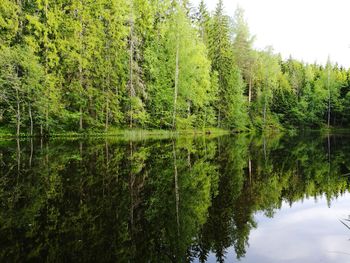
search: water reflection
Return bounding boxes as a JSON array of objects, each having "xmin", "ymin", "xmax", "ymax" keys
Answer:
[
  {"xmin": 0, "ymin": 133, "xmax": 350, "ymax": 262},
  {"xmin": 233, "ymin": 195, "xmax": 350, "ymax": 263}
]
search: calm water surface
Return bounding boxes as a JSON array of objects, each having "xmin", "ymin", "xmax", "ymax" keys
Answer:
[{"xmin": 1, "ymin": 134, "xmax": 350, "ymax": 262}]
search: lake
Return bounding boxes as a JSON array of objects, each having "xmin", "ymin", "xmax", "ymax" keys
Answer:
[{"xmin": 1, "ymin": 133, "xmax": 350, "ymax": 262}]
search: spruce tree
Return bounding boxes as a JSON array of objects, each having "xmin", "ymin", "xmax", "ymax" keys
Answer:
[{"xmin": 208, "ymin": 0, "xmax": 247, "ymax": 129}]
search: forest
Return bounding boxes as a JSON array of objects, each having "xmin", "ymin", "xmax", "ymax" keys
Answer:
[{"xmin": 1, "ymin": 0, "xmax": 350, "ymax": 136}]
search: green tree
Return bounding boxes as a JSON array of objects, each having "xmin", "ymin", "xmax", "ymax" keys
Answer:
[
  {"xmin": 232, "ymin": 6, "xmax": 257, "ymax": 107},
  {"xmin": 145, "ymin": 1, "xmax": 215, "ymax": 129},
  {"xmin": 0, "ymin": 0, "xmax": 19, "ymax": 46},
  {"xmin": 0, "ymin": 46, "xmax": 44, "ymax": 136},
  {"xmin": 208, "ymin": 0, "xmax": 247, "ymax": 130},
  {"xmin": 253, "ymin": 48, "xmax": 281, "ymax": 129}
]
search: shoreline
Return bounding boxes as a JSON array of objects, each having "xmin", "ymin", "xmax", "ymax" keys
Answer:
[
  {"xmin": 0, "ymin": 128, "xmax": 231, "ymax": 139},
  {"xmin": 1, "ymin": 127, "xmax": 350, "ymax": 140}
]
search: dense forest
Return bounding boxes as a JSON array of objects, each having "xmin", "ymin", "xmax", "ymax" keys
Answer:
[{"xmin": 1, "ymin": 0, "xmax": 350, "ymax": 135}]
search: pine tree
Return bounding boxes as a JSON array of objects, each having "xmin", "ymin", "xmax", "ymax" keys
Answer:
[
  {"xmin": 196, "ymin": 0, "xmax": 210, "ymax": 44},
  {"xmin": 126, "ymin": 0, "xmax": 154, "ymax": 128},
  {"xmin": 96, "ymin": 0, "xmax": 129, "ymax": 131},
  {"xmin": 208, "ymin": 0, "xmax": 247, "ymax": 129}
]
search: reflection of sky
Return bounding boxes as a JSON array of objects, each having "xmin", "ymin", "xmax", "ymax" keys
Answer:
[{"xmin": 197, "ymin": 193, "xmax": 350, "ymax": 263}]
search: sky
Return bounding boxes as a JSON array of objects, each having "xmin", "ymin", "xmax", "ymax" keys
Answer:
[{"xmin": 191, "ymin": 0, "xmax": 350, "ymax": 67}]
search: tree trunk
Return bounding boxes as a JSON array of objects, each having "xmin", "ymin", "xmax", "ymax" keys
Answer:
[
  {"xmin": 327, "ymin": 133, "xmax": 331, "ymax": 181},
  {"xmin": 248, "ymin": 158, "xmax": 252, "ymax": 184},
  {"xmin": 129, "ymin": 141, "xmax": 135, "ymax": 235},
  {"xmin": 79, "ymin": 106, "xmax": 83, "ymax": 130},
  {"xmin": 45, "ymin": 1, "xmax": 50, "ymax": 134},
  {"xmin": 263, "ymin": 71, "xmax": 268, "ymax": 128},
  {"xmin": 16, "ymin": 89, "xmax": 20, "ymax": 137},
  {"xmin": 263, "ymin": 136, "xmax": 267, "ymax": 163},
  {"xmin": 105, "ymin": 141, "xmax": 109, "ymax": 170},
  {"xmin": 105, "ymin": 39, "xmax": 111, "ymax": 132},
  {"xmin": 218, "ymin": 74, "xmax": 222, "ymax": 128},
  {"xmin": 327, "ymin": 68, "xmax": 331, "ymax": 129},
  {"xmin": 172, "ymin": 140, "xmax": 180, "ymax": 236},
  {"xmin": 17, "ymin": 138, "xmax": 20, "ymax": 174},
  {"xmin": 29, "ymin": 138, "xmax": 33, "ymax": 168},
  {"xmin": 78, "ymin": 0, "xmax": 84, "ymax": 131},
  {"xmin": 172, "ymin": 39, "xmax": 179, "ymax": 130},
  {"xmin": 105, "ymin": 97, "xmax": 109, "ymax": 132},
  {"xmin": 29, "ymin": 103, "xmax": 33, "ymax": 136},
  {"xmin": 328, "ymin": 133, "xmax": 331, "ymax": 164},
  {"xmin": 129, "ymin": 1, "xmax": 135, "ymax": 129},
  {"xmin": 248, "ymin": 76, "xmax": 252, "ymax": 105},
  {"xmin": 263, "ymin": 94, "xmax": 267, "ymax": 128},
  {"xmin": 187, "ymin": 100, "xmax": 191, "ymax": 119}
]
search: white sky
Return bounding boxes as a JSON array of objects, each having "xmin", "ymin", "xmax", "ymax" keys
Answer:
[{"xmin": 191, "ymin": 0, "xmax": 350, "ymax": 67}]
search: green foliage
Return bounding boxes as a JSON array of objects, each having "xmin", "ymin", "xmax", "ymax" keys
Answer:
[
  {"xmin": 145, "ymin": 2, "xmax": 215, "ymax": 129},
  {"xmin": 0, "ymin": 0, "xmax": 19, "ymax": 45},
  {"xmin": 0, "ymin": 45, "xmax": 45, "ymax": 135},
  {"xmin": 1, "ymin": 1, "xmax": 350, "ymax": 135},
  {"xmin": 208, "ymin": 0, "xmax": 248, "ymax": 130}
]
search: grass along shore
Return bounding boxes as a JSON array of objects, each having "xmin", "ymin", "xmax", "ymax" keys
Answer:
[{"xmin": 0, "ymin": 127, "xmax": 231, "ymax": 139}]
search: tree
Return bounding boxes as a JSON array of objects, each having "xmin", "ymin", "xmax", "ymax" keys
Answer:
[
  {"xmin": 195, "ymin": 0, "xmax": 210, "ymax": 45},
  {"xmin": 94, "ymin": 0, "xmax": 129, "ymax": 131},
  {"xmin": 126, "ymin": 0, "xmax": 154, "ymax": 128},
  {"xmin": 145, "ymin": 1, "xmax": 214, "ymax": 130},
  {"xmin": 232, "ymin": 6, "xmax": 256, "ymax": 106},
  {"xmin": 254, "ymin": 48, "xmax": 281, "ymax": 129},
  {"xmin": 2, "ymin": 0, "xmax": 350, "ymax": 134},
  {"xmin": 208, "ymin": 0, "xmax": 247, "ymax": 130},
  {"xmin": 0, "ymin": 46, "xmax": 44, "ymax": 136}
]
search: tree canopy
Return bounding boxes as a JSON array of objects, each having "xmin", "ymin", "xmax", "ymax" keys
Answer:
[{"xmin": 1, "ymin": 0, "xmax": 350, "ymax": 135}]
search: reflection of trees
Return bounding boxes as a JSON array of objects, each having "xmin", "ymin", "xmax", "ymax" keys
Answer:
[
  {"xmin": 0, "ymin": 137, "xmax": 219, "ymax": 262},
  {"xmin": 143, "ymin": 137, "xmax": 219, "ymax": 262},
  {"xmin": 195, "ymin": 133, "xmax": 350, "ymax": 262},
  {"xmin": 195, "ymin": 135, "xmax": 249, "ymax": 262},
  {"xmin": 0, "ymin": 134, "xmax": 350, "ymax": 262}
]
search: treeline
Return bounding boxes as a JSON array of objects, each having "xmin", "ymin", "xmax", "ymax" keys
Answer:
[{"xmin": 1, "ymin": 0, "xmax": 350, "ymax": 135}]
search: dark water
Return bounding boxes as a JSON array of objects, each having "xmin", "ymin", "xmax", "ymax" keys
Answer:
[{"xmin": 1, "ymin": 133, "xmax": 350, "ymax": 262}]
